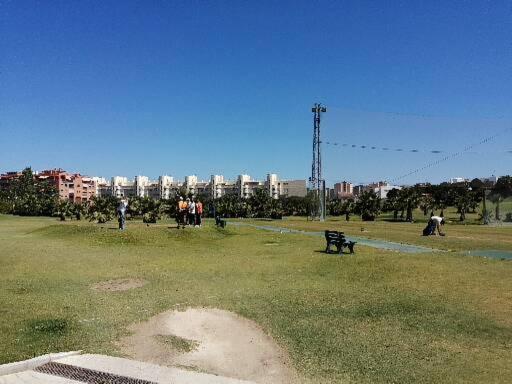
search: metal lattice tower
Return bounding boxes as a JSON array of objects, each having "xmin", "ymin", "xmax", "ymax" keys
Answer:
[{"xmin": 311, "ymin": 103, "xmax": 327, "ymax": 220}]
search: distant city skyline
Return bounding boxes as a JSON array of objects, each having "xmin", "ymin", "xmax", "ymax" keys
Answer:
[
  {"xmin": 2, "ymin": 1, "xmax": 511, "ymax": 185},
  {"xmin": 0, "ymin": 166, "xmax": 501, "ymax": 190}
]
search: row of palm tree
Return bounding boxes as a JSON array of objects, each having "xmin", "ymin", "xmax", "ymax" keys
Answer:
[{"xmin": 1, "ymin": 168, "xmax": 511, "ymax": 223}]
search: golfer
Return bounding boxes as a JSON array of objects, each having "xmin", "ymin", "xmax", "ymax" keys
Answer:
[
  {"xmin": 117, "ymin": 199, "xmax": 128, "ymax": 230},
  {"xmin": 430, "ymin": 215, "xmax": 445, "ymax": 236}
]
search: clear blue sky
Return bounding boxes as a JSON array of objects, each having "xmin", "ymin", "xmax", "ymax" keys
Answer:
[{"xmin": 1, "ymin": 0, "xmax": 511, "ymax": 185}]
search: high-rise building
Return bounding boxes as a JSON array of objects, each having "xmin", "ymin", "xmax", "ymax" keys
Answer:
[{"xmin": 333, "ymin": 181, "xmax": 354, "ymax": 198}]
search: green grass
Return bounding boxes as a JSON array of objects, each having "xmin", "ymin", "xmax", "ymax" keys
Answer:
[
  {"xmin": 250, "ymin": 216, "xmax": 512, "ymax": 252},
  {"xmin": 1, "ymin": 215, "xmax": 511, "ymax": 383},
  {"xmin": 155, "ymin": 334, "xmax": 199, "ymax": 353}
]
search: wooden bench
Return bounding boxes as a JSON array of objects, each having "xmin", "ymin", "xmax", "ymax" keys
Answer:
[
  {"xmin": 215, "ymin": 216, "xmax": 227, "ymax": 228},
  {"xmin": 325, "ymin": 230, "xmax": 356, "ymax": 254}
]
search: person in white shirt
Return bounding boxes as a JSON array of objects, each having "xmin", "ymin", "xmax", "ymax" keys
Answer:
[
  {"xmin": 188, "ymin": 198, "xmax": 196, "ymax": 226},
  {"xmin": 430, "ymin": 215, "xmax": 445, "ymax": 235},
  {"xmin": 117, "ymin": 199, "xmax": 128, "ymax": 230}
]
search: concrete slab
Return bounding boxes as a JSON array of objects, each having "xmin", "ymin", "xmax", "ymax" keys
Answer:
[
  {"xmin": 0, "ymin": 353, "xmax": 256, "ymax": 384},
  {"xmin": 0, "ymin": 352, "xmax": 81, "ymax": 376},
  {"xmin": 0, "ymin": 370, "xmax": 82, "ymax": 384},
  {"xmin": 58, "ymin": 354, "xmax": 255, "ymax": 384}
]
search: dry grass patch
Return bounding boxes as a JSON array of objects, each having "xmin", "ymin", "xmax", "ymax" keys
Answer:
[{"xmin": 91, "ymin": 278, "xmax": 148, "ymax": 292}]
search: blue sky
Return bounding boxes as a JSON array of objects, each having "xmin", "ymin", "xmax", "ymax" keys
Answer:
[{"xmin": 1, "ymin": 0, "xmax": 511, "ymax": 185}]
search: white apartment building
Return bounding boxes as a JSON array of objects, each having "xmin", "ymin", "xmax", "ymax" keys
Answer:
[
  {"xmin": 449, "ymin": 177, "xmax": 467, "ymax": 184},
  {"xmin": 238, "ymin": 174, "xmax": 264, "ymax": 198},
  {"xmin": 159, "ymin": 175, "xmax": 174, "ymax": 199},
  {"xmin": 91, "ymin": 177, "xmax": 107, "ymax": 197},
  {"xmin": 209, "ymin": 174, "xmax": 237, "ymax": 198},
  {"xmin": 374, "ymin": 184, "xmax": 401, "ymax": 199},
  {"xmin": 265, "ymin": 173, "xmax": 307, "ymax": 199},
  {"xmin": 94, "ymin": 173, "xmax": 307, "ymax": 200}
]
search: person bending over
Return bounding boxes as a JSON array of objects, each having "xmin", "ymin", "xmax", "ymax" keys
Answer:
[{"xmin": 430, "ymin": 215, "xmax": 445, "ymax": 236}]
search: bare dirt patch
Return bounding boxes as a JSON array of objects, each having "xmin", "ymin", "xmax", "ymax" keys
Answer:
[
  {"xmin": 91, "ymin": 278, "xmax": 148, "ymax": 292},
  {"xmin": 119, "ymin": 307, "xmax": 299, "ymax": 384}
]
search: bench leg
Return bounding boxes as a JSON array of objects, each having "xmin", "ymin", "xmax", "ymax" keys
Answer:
[{"xmin": 348, "ymin": 243, "xmax": 355, "ymax": 254}]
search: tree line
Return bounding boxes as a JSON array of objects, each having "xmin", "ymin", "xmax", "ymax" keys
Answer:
[
  {"xmin": 327, "ymin": 177, "xmax": 512, "ymax": 222},
  {"xmin": 1, "ymin": 168, "xmax": 511, "ymax": 223}
]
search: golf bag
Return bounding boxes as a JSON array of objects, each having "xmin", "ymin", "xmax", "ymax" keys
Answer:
[{"xmin": 422, "ymin": 219, "xmax": 436, "ymax": 236}]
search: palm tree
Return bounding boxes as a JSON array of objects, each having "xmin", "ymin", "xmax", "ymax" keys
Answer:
[
  {"xmin": 54, "ymin": 200, "xmax": 73, "ymax": 221},
  {"xmin": 327, "ymin": 199, "xmax": 344, "ymax": 216},
  {"xmin": 383, "ymin": 188, "xmax": 402, "ymax": 221},
  {"xmin": 490, "ymin": 176, "xmax": 512, "ymax": 221},
  {"xmin": 72, "ymin": 202, "xmax": 82, "ymax": 220},
  {"xmin": 419, "ymin": 194, "xmax": 434, "ymax": 217},
  {"xmin": 342, "ymin": 198, "xmax": 355, "ymax": 221},
  {"xmin": 404, "ymin": 187, "xmax": 422, "ymax": 222},
  {"xmin": 488, "ymin": 193, "xmax": 502, "ymax": 221},
  {"xmin": 127, "ymin": 196, "xmax": 143, "ymax": 219},
  {"xmin": 140, "ymin": 197, "xmax": 161, "ymax": 223},
  {"xmin": 431, "ymin": 185, "xmax": 449, "ymax": 217},
  {"xmin": 280, "ymin": 196, "xmax": 309, "ymax": 216},
  {"xmin": 248, "ymin": 189, "xmax": 272, "ymax": 218},
  {"xmin": 355, "ymin": 190, "xmax": 381, "ymax": 221},
  {"xmin": 305, "ymin": 190, "xmax": 320, "ymax": 220},
  {"xmin": 455, "ymin": 189, "xmax": 471, "ymax": 222},
  {"xmin": 86, "ymin": 196, "xmax": 118, "ymax": 223}
]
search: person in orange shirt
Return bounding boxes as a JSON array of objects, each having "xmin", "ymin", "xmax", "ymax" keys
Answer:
[
  {"xmin": 177, "ymin": 196, "xmax": 188, "ymax": 228},
  {"xmin": 195, "ymin": 198, "xmax": 203, "ymax": 227}
]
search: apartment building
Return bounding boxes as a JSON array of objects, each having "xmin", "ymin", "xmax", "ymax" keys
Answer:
[
  {"xmin": 30, "ymin": 169, "xmax": 96, "ymax": 203},
  {"xmin": 237, "ymin": 174, "xmax": 263, "ymax": 198},
  {"xmin": 0, "ymin": 171, "xmax": 22, "ymax": 189},
  {"xmin": 207, "ymin": 175, "xmax": 237, "ymax": 198},
  {"xmin": 2, "ymin": 167, "xmax": 308, "ymax": 201},
  {"xmin": 0, "ymin": 169, "xmax": 96, "ymax": 203},
  {"xmin": 266, "ymin": 174, "xmax": 306, "ymax": 199},
  {"xmin": 93, "ymin": 173, "xmax": 306, "ymax": 200},
  {"xmin": 350, "ymin": 181, "xmax": 400, "ymax": 199},
  {"xmin": 333, "ymin": 181, "xmax": 354, "ymax": 199},
  {"xmin": 184, "ymin": 175, "xmax": 210, "ymax": 196},
  {"xmin": 373, "ymin": 184, "xmax": 401, "ymax": 199}
]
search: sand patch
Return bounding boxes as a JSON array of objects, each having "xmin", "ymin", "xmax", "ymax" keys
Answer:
[
  {"xmin": 119, "ymin": 307, "xmax": 299, "ymax": 384},
  {"xmin": 91, "ymin": 278, "xmax": 148, "ymax": 292}
]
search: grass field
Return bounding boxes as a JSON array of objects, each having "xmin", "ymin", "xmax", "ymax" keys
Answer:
[
  {"xmin": 378, "ymin": 197, "xmax": 512, "ymax": 224},
  {"xmin": 1, "ymin": 215, "xmax": 511, "ymax": 383},
  {"xmin": 249, "ymin": 216, "xmax": 512, "ymax": 252}
]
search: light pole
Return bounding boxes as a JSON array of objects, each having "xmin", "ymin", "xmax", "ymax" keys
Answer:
[{"xmin": 311, "ymin": 103, "xmax": 327, "ymax": 221}]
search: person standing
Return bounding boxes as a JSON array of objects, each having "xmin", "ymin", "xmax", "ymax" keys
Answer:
[
  {"xmin": 188, "ymin": 198, "xmax": 196, "ymax": 226},
  {"xmin": 117, "ymin": 198, "xmax": 128, "ymax": 230},
  {"xmin": 177, "ymin": 196, "xmax": 188, "ymax": 228},
  {"xmin": 195, "ymin": 199, "xmax": 203, "ymax": 227}
]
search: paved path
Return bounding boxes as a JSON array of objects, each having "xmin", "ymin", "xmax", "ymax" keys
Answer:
[{"xmin": 230, "ymin": 222, "xmax": 438, "ymax": 253}]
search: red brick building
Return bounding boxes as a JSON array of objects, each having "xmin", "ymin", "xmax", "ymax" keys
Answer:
[
  {"xmin": 0, "ymin": 171, "xmax": 22, "ymax": 189},
  {"xmin": 0, "ymin": 169, "xmax": 97, "ymax": 203},
  {"xmin": 36, "ymin": 169, "xmax": 96, "ymax": 203}
]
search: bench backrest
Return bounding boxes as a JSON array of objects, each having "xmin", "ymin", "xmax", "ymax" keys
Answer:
[{"xmin": 325, "ymin": 230, "xmax": 345, "ymax": 242}]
